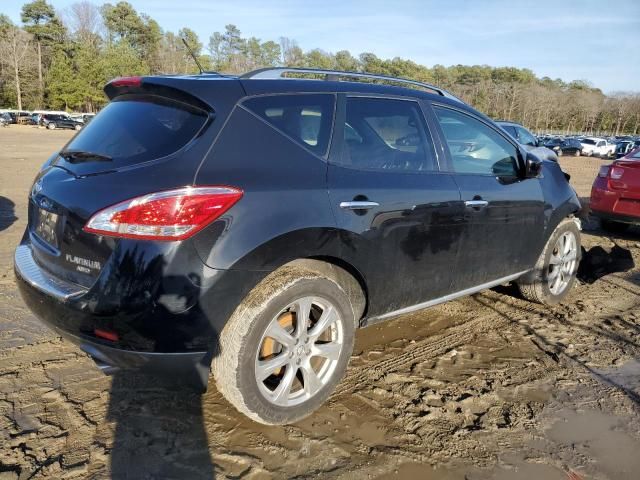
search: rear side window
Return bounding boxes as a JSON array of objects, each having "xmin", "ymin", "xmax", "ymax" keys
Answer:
[
  {"xmin": 63, "ymin": 95, "xmax": 208, "ymax": 167},
  {"xmin": 242, "ymin": 94, "xmax": 334, "ymax": 155},
  {"xmin": 334, "ymin": 97, "xmax": 437, "ymax": 172}
]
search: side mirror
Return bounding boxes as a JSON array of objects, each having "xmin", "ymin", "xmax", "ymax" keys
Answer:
[{"xmin": 525, "ymin": 152, "xmax": 543, "ymax": 178}]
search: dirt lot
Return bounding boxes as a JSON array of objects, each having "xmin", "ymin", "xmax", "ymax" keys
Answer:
[{"xmin": 1, "ymin": 126, "xmax": 639, "ymax": 480}]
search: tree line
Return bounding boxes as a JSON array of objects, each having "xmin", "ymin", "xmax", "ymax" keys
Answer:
[{"xmin": 1, "ymin": 0, "xmax": 639, "ymax": 135}]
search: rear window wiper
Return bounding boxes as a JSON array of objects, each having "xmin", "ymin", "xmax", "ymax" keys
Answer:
[{"xmin": 59, "ymin": 149, "xmax": 113, "ymax": 163}]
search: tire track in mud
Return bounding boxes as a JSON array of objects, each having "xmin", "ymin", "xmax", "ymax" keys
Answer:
[{"xmin": 333, "ymin": 302, "xmax": 517, "ymax": 398}]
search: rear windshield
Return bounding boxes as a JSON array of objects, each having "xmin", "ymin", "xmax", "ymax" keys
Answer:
[
  {"xmin": 63, "ymin": 95, "xmax": 207, "ymax": 167},
  {"xmin": 582, "ymin": 139, "xmax": 596, "ymax": 145}
]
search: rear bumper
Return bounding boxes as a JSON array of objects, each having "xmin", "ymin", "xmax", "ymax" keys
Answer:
[
  {"xmin": 591, "ymin": 179, "xmax": 640, "ymax": 223},
  {"xmin": 590, "ymin": 209, "xmax": 640, "ymax": 225},
  {"xmin": 55, "ymin": 327, "xmax": 210, "ymax": 389}
]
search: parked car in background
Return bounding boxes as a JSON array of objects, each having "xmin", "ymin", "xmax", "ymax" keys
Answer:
[
  {"xmin": 0, "ymin": 113, "xmax": 10, "ymax": 127},
  {"xmin": 15, "ymin": 69, "xmax": 583, "ymax": 425},
  {"xmin": 591, "ymin": 148, "xmax": 640, "ymax": 232},
  {"xmin": 40, "ymin": 114, "xmax": 83, "ymax": 130},
  {"xmin": 580, "ymin": 137, "xmax": 616, "ymax": 158},
  {"xmin": 544, "ymin": 137, "xmax": 583, "ymax": 157},
  {"xmin": 495, "ymin": 120, "xmax": 558, "ymax": 162},
  {"xmin": 6, "ymin": 111, "xmax": 32, "ymax": 124},
  {"xmin": 616, "ymin": 140, "xmax": 636, "ymax": 158}
]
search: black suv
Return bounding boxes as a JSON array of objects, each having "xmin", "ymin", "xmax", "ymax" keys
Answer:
[
  {"xmin": 15, "ymin": 68, "xmax": 582, "ymax": 424},
  {"xmin": 40, "ymin": 114, "xmax": 84, "ymax": 130}
]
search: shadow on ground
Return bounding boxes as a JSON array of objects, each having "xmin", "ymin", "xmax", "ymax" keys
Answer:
[
  {"xmin": 0, "ymin": 196, "xmax": 17, "ymax": 232},
  {"xmin": 108, "ymin": 373, "xmax": 215, "ymax": 479}
]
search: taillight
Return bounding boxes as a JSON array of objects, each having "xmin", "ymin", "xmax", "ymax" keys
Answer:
[
  {"xmin": 610, "ymin": 166, "xmax": 624, "ymax": 180},
  {"xmin": 598, "ymin": 165, "xmax": 610, "ymax": 178},
  {"xmin": 109, "ymin": 76, "xmax": 142, "ymax": 88},
  {"xmin": 84, "ymin": 186, "xmax": 243, "ymax": 241}
]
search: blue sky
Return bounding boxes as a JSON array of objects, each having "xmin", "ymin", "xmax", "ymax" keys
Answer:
[{"xmin": 5, "ymin": 0, "xmax": 639, "ymax": 93}]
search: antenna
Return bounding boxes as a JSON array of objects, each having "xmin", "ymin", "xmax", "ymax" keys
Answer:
[{"xmin": 181, "ymin": 37, "xmax": 204, "ymax": 74}]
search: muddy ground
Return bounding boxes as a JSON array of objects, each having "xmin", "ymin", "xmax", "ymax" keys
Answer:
[{"xmin": 1, "ymin": 126, "xmax": 639, "ymax": 480}]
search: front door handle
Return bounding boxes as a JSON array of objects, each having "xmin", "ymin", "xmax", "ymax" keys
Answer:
[
  {"xmin": 339, "ymin": 201, "xmax": 380, "ymax": 210},
  {"xmin": 464, "ymin": 200, "xmax": 489, "ymax": 209}
]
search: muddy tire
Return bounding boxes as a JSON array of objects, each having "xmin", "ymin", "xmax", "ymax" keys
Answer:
[
  {"xmin": 601, "ymin": 219, "xmax": 629, "ymax": 233},
  {"xmin": 517, "ymin": 218, "xmax": 581, "ymax": 305},
  {"xmin": 212, "ymin": 261, "xmax": 359, "ymax": 425}
]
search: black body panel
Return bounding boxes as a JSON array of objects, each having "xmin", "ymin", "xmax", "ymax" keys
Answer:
[{"xmin": 15, "ymin": 73, "xmax": 581, "ymax": 380}]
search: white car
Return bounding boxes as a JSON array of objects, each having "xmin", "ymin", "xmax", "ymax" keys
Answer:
[{"xmin": 580, "ymin": 137, "xmax": 616, "ymax": 158}]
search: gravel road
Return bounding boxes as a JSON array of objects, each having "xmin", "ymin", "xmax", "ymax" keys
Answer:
[{"xmin": 1, "ymin": 126, "xmax": 639, "ymax": 480}]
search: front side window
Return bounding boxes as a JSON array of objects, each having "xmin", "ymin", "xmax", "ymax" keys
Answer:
[
  {"xmin": 243, "ymin": 94, "xmax": 334, "ymax": 155},
  {"xmin": 334, "ymin": 97, "xmax": 436, "ymax": 172},
  {"xmin": 434, "ymin": 106, "xmax": 519, "ymax": 177},
  {"xmin": 516, "ymin": 126, "xmax": 538, "ymax": 147}
]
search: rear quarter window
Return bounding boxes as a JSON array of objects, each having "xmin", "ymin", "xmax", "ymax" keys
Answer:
[
  {"xmin": 242, "ymin": 94, "xmax": 335, "ymax": 156},
  {"xmin": 62, "ymin": 95, "xmax": 208, "ymax": 167}
]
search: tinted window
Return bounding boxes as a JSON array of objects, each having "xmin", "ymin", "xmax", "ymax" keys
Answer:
[
  {"xmin": 516, "ymin": 126, "xmax": 538, "ymax": 146},
  {"xmin": 63, "ymin": 95, "xmax": 207, "ymax": 166},
  {"xmin": 500, "ymin": 125, "xmax": 517, "ymax": 138},
  {"xmin": 582, "ymin": 139, "xmax": 596, "ymax": 145},
  {"xmin": 243, "ymin": 94, "xmax": 334, "ymax": 155},
  {"xmin": 334, "ymin": 97, "xmax": 436, "ymax": 172},
  {"xmin": 434, "ymin": 107, "xmax": 518, "ymax": 177}
]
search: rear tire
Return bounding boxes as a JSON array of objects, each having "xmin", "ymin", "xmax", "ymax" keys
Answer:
[
  {"xmin": 601, "ymin": 219, "xmax": 629, "ymax": 233},
  {"xmin": 212, "ymin": 262, "xmax": 358, "ymax": 425},
  {"xmin": 574, "ymin": 149, "xmax": 580, "ymax": 157},
  {"xmin": 74, "ymin": 124, "xmax": 82, "ymax": 131},
  {"xmin": 47, "ymin": 123, "xmax": 56, "ymax": 130},
  {"xmin": 557, "ymin": 148, "xmax": 563, "ymax": 157},
  {"xmin": 517, "ymin": 218, "xmax": 581, "ymax": 305}
]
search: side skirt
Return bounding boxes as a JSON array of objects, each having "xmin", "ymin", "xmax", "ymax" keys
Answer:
[{"xmin": 360, "ymin": 270, "xmax": 530, "ymax": 327}]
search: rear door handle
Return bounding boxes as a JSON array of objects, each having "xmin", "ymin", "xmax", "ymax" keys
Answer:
[
  {"xmin": 339, "ymin": 201, "xmax": 380, "ymax": 210},
  {"xmin": 464, "ymin": 200, "xmax": 489, "ymax": 209}
]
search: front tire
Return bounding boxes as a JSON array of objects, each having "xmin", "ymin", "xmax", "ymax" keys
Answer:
[
  {"xmin": 74, "ymin": 124, "xmax": 82, "ymax": 131},
  {"xmin": 517, "ymin": 218, "xmax": 581, "ymax": 305},
  {"xmin": 47, "ymin": 123, "xmax": 56, "ymax": 130},
  {"xmin": 212, "ymin": 263, "xmax": 357, "ymax": 425},
  {"xmin": 574, "ymin": 149, "xmax": 580, "ymax": 157}
]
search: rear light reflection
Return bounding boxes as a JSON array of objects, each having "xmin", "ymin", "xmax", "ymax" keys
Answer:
[
  {"xmin": 94, "ymin": 329, "xmax": 119, "ymax": 342},
  {"xmin": 83, "ymin": 186, "xmax": 243, "ymax": 241}
]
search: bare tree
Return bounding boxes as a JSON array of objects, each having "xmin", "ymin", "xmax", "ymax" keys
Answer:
[
  {"xmin": 65, "ymin": 1, "xmax": 104, "ymax": 45},
  {"xmin": 0, "ymin": 24, "xmax": 34, "ymax": 110}
]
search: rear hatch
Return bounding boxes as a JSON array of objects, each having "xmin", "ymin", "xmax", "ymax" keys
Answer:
[
  {"xmin": 27, "ymin": 76, "xmax": 243, "ymax": 287},
  {"xmin": 609, "ymin": 157, "xmax": 640, "ymax": 216}
]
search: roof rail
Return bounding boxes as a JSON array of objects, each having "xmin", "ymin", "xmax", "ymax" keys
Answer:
[{"xmin": 240, "ymin": 67, "xmax": 463, "ymax": 103}]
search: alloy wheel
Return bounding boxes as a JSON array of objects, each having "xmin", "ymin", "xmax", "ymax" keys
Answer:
[
  {"xmin": 255, "ymin": 296, "xmax": 344, "ymax": 407},
  {"xmin": 547, "ymin": 231, "xmax": 578, "ymax": 295}
]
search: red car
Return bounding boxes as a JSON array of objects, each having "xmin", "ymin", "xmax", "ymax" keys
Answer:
[{"xmin": 591, "ymin": 148, "xmax": 640, "ymax": 232}]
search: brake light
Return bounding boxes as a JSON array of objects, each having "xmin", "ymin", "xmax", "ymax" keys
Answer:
[
  {"xmin": 84, "ymin": 186, "xmax": 243, "ymax": 241},
  {"xmin": 598, "ymin": 165, "xmax": 610, "ymax": 178},
  {"xmin": 109, "ymin": 76, "xmax": 142, "ymax": 88},
  {"xmin": 610, "ymin": 166, "xmax": 624, "ymax": 180}
]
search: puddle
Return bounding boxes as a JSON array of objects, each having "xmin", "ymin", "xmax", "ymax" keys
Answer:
[
  {"xmin": 595, "ymin": 359, "xmax": 640, "ymax": 396},
  {"xmin": 547, "ymin": 408, "xmax": 640, "ymax": 479}
]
